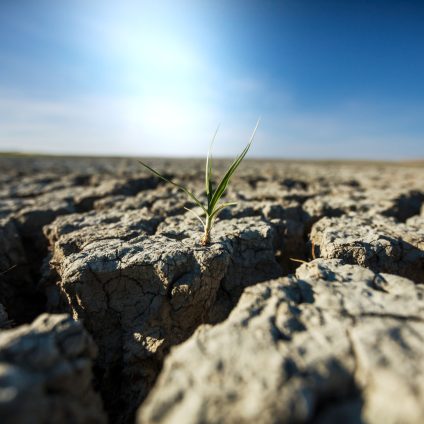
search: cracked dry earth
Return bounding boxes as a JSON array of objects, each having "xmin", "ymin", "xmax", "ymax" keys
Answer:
[{"xmin": 0, "ymin": 156, "xmax": 423, "ymax": 424}]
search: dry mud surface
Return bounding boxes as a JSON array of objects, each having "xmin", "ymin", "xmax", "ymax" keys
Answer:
[{"xmin": 0, "ymin": 156, "xmax": 423, "ymax": 423}]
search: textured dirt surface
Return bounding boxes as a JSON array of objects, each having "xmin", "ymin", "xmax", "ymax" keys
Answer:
[
  {"xmin": 138, "ymin": 259, "xmax": 424, "ymax": 424},
  {"xmin": 0, "ymin": 156, "xmax": 423, "ymax": 423},
  {"xmin": 0, "ymin": 313, "xmax": 106, "ymax": 423}
]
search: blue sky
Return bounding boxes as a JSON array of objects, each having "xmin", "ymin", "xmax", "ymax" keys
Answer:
[{"xmin": 0, "ymin": 0, "xmax": 423, "ymax": 159}]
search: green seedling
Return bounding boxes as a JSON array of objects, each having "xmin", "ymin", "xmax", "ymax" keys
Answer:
[{"xmin": 139, "ymin": 121, "xmax": 259, "ymax": 245}]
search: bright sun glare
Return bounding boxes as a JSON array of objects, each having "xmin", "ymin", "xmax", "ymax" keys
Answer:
[{"xmin": 87, "ymin": 3, "xmax": 215, "ymax": 148}]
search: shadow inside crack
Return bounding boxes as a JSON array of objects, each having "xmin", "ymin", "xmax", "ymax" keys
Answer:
[
  {"xmin": 382, "ymin": 190, "xmax": 424, "ymax": 222},
  {"xmin": 312, "ymin": 394, "xmax": 364, "ymax": 424}
]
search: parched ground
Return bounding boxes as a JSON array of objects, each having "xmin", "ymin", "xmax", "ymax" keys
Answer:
[{"xmin": 0, "ymin": 156, "xmax": 423, "ymax": 424}]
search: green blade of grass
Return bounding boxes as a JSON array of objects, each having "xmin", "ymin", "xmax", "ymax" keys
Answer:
[
  {"xmin": 184, "ymin": 207, "xmax": 206, "ymax": 227},
  {"xmin": 210, "ymin": 202, "xmax": 237, "ymax": 221},
  {"xmin": 205, "ymin": 124, "xmax": 220, "ymax": 201},
  {"xmin": 208, "ymin": 119, "xmax": 259, "ymax": 213},
  {"xmin": 139, "ymin": 160, "xmax": 207, "ymax": 213}
]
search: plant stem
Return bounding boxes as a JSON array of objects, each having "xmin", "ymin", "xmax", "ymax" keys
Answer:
[{"xmin": 201, "ymin": 215, "xmax": 212, "ymax": 246}]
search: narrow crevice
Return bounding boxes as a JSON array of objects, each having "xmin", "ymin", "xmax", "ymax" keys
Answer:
[{"xmin": 0, "ymin": 224, "xmax": 52, "ymax": 325}]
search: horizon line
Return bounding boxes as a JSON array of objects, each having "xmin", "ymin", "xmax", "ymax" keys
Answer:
[{"xmin": 1, "ymin": 151, "xmax": 423, "ymax": 164}]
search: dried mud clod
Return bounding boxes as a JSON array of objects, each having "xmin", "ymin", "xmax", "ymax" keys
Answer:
[
  {"xmin": 310, "ymin": 214, "xmax": 424, "ymax": 283},
  {"xmin": 0, "ymin": 313, "xmax": 106, "ymax": 423},
  {"xmin": 138, "ymin": 259, "xmax": 424, "ymax": 424},
  {"xmin": 45, "ymin": 212, "xmax": 281, "ymax": 420}
]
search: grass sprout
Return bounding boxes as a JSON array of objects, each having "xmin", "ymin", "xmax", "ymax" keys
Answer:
[{"xmin": 139, "ymin": 120, "xmax": 259, "ymax": 245}]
